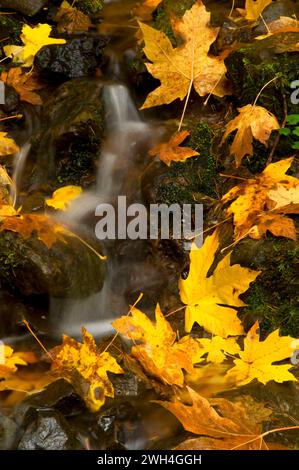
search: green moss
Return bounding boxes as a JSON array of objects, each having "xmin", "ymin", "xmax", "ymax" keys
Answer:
[
  {"xmin": 76, "ymin": 0, "xmax": 103, "ymax": 16},
  {"xmin": 156, "ymin": 122, "xmax": 220, "ymax": 205},
  {"xmin": 0, "ymin": 239, "xmax": 23, "ymax": 284},
  {"xmin": 0, "ymin": 15, "xmax": 22, "ymax": 46},
  {"xmin": 234, "ymin": 238, "xmax": 299, "ymax": 337}
]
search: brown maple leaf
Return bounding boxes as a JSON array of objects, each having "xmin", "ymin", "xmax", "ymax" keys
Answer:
[
  {"xmin": 221, "ymin": 105, "xmax": 280, "ymax": 167},
  {"xmin": 1, "ymin": 68, "xmax": 44, "ymax": 106},
  {"xmin": 222, "ymin": 157, "xmax": 299, "ymax": 241},
  {"xmin": 55, "ymin": 1, "xmax": 92, "ymax": 34},
  {"xmin": 149, "ymin": 130, "xmax": 199, "ymax": 166}
]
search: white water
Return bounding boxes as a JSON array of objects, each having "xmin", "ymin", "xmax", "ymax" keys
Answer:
[{"xmin": 48, "ymin": 83, "xmax": 152, "ymax": 337}]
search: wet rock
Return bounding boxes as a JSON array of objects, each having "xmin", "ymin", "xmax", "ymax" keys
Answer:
[
  {"xmin": 35, "ymin": 37, "xmax": 107, "ymax": 81},
  {"xmin": 76, "ymin": 0, "xmax": 103, "ymax": 17},
  {"xmin": 0, "ymin": 84, "xmax": 20, "ymax": 115},
  {"xmin": 23, "ymin": 78, "xmax": 105, "ymax": 189},
  {"xmin": 253, "ymin": 0, "xmax": 298, "ymax": 35},
  {"xmin": 0, "ymin": 230, "xmax": 106, "ymax": 298},
  {"xmin": 231, "ymin": 237, "xmax": 299, "ymax": 337},
  {"xmin": 0, "ymin": 288, "xmax": 28, "ymax": 337},
  {"xmin": 0, "ymin": 0, "xmax": 47, "ymax": 16},
  {"xmin": 0, "ymin": 14, "xmax": 22, "ymax": 46},
  {"xmin": 18, "ymin": 409, "xmax": 82, "ymax": 450},
  {"xmin": 0, "ymin": 413, "xmax": 18, "ymax": 450}
]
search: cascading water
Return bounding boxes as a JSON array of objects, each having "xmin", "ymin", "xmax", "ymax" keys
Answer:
[{"xmin": 48, "ymin": 82, "xmax": 154, "ymax": 337}]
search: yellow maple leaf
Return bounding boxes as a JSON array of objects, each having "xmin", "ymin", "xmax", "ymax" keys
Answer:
[
  {"xmin": 0, "ymin": 344, "xmax": 27, "ymax": 378},
  {"xmin": 139, "ymin": 0, "xmax": 230, "ymax": 110},
  {"xmin": 149, "ymin": 130, "xmax": 199, "ymax": 165},
  {"xmin": 1, "ymin": 68, "xmax": 44, "ymax": 105},
  {"xmin": 222, "ymin": 157, "xmax": 299, "ymax": 241},
  {"xmin": 113, "ymin": 304, "xmax": 204, "ymax": 386},
  {"xmin": 267, "ymin": 184, "xmax": 299, "ymax": 214},
  {"xmin": 226, "ymin": 321, "xmax": 298, "ymax": 385},
  {"xmin": 0, "ymin": 132, "xmax": 19, "ymax": 157},
  {"xmin": 197, "ymin": 336, "xmax": 241, "ymax": 364},
  {"xmin": 55, "ymin": 1, "xmax": 92, "ymax": 33},
  {"xmin": 46, "ymin": 185, "xmax": 83, "ymax": 211},
  {"xmin": 179, "ymin": 230, "xmax": 260, "ymax": 337},
  {"xmin": 50, "ymin": 328, "xmax": 123, "ymax": 412},
  {"xmin": 4, "ymin": 24, "xmax": 66, "ymax": 68},
  {"xmin": 221, "ymin": 105, "xmax": 280, "ymax": 167},
  {"xmin": 245, "ymin": 0, "xmax": 273, "ymax": 21}
]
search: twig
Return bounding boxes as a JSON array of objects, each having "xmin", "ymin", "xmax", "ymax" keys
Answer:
[{"xmin": 267, "ymin": 93, "xmax": 288, "ymax": 165}]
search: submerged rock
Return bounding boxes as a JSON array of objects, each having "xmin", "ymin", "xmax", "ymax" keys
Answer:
[
  {"xmin": 0, "ymin": 0, "xmax": 47, "ymax": 16},
  {"xmin": 35, "ymin": 37, "xmax": 107, "ymax": 81},
  {"xmin": 18, "ymin": 410, "xmax": 82, "ymax": 450},
  {"xmin": 0, "ymin": 230, "xmax": 106, "ymax": 298}
]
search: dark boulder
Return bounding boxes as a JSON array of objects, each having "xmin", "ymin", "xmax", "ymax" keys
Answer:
[{"xmin": 0, "ymin": 0, "xmax": 47, "ymax": 16}]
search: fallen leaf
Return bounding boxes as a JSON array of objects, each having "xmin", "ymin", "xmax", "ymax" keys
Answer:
[
  {"xmin": 4, "ymin": 24, "xmax": 66, "ymax": 67},
  {"xmin": 157, "ymin": 388, "xmax": 272, "ymax": 449},
  {"xmin": 221, "ymin": 105, "xmax": 280, "ymax": 167},
  {"xmin": 1, "ymin": 68, "xmax": 44, "ymax": 105},
  {"xmin": 133, "ymin": 0, "xmax": 163, "ymax": 21},
  {"xmin": 0, "ymin": 214, "xmax": 70, "ymax": 248},
  {"xmin": 222, "ymin": 157, "xmax": 299, "ymax": 241},
  {"xmin": 245, "ymin": 0, "xmax": 273, "ymax": 21},
  {"xmin": 51, "ymin": 328, "xmax": 124, "ymax": 412},
  {"xmin": 179, "ymin": 230, "xmax": 260, "ymax": 337},
  {"xmin": 149, "ymin": 130, "xmax": 199, "ymax": 165},
  {"xmin": 0, "ymin": 370, "xmax": 55, "ymax": 394},
  {"xmin": 0, "ymin": 132, "xmax": 19, "ymax": 157},
  {"xmin": 113, "ymin": 304, "xmax": 204, "ymax": 386},
  {"xmin": 185, "ymin": 363, "xmax": 234, "ymax": 397},
  {"xmin": 55, "ymin": 1, "xmax": 92, "ymax": 33},
  {"xmin": 46, "ymin": 185, "xmax": 83, "ymax": 211},
  {"xmin": 226, "ymin": 321, "xmax": 298, "ymax": 385},
  {"xmin": 0, "ymin": 344, "xmax": 27, "ymax": 378},
  {"xmin": 139, "ymin": 0, "xmax": 230, "ymax": 109},
  {"xmin": 267, "ymin": 184, "xmax": 299, "ymax": 214},
  {"xmin": 256, "ymin": 16, "xmax": 299, "ymax": 39},
  {"xmin": 197, "ymin": 336, "xmax": 241, "ymax": 364}
]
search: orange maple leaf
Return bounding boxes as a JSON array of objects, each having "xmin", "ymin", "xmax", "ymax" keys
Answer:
[
  {"xmin": 1, "ymin": 68, "xmax": 44, "ymax": 106},
  {"xmin": 149, "ymin": 130, "xmax": 199, "ymax": 165}
]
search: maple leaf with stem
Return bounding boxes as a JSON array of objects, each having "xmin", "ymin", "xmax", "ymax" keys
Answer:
[
  {"xmin": 149, "ymin": 130, "xmax": 199, "ymax": 166},
  {"xmin": 113, "ymin": 304, "xmax": 205, "ymax": 386},
  {"xmin": 50, "ymin": 328, "xmax": 123, "ymax": 412},
  {"xmin": 0, "ymin": 132, "xmax": 19, "ymax": 157},
  {"xmin": 222, "ymin": 157, "xmax": 299, "ymax": 241},
  {"xmin": 157, "ymin": 388, "xmax": 276, "ymax": 450},
  {"xmin": 46, "ymin": 185, "xmax": 83, "ymax": 211},
  {"xmin": 1, "ymin": 67, "xmax": 44, "ymax": 106},
  {"xmin": 139, "ymin": 0, "xmax": 231, "ymax": 129},
  {"xmin": 226, "ymin": 321, "xmax": 298, "ymax": 385},
  {"xmin": 221, "ymin": 105, "xmax": 280, "ymax": 167},
  {"xmin": 4, "ymin": 24, "xmax": 66, "ymax": 68},
  {"xmin": 55, "ymin": 1, "xmax": 92, "ymax": 34},
  {"xmin": 179, "ymin": 230, "xmax": 260, "ymax": 337}
]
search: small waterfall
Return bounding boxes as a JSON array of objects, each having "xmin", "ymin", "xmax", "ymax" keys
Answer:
[{"xmin": 48, "ymin": 82, "xmax": 152, "ymax": 337}]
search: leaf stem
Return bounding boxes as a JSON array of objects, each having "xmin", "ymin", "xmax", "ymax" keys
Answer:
[
  {"xmin": 178, "ymin": 79, "xmax": 193, "ymax": 132},
  {"xmin": 253, "ymin": 76, "xmax": 279, "ymax": 107}
]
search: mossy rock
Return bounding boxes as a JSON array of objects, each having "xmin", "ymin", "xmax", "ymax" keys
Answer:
[
  {"xmin": 24, "ymin": 78, "xmax": 105, "ymax": 189},
  {"xmin": 76, "ymin": 0, "xmax": 103, "ymax": 16},
  {"xmin": 231, "ymin": 237, "xmax": 299, "ymax": 337},
  {"xmin": 0, "ymin": 14, "xmax": 22, "ymax": 47},
  {"xmin": 225, "ymin": 33, "xmax": 299, "ymax": 120},
  {"xmin": 0, "ymin": 230, "xmax": 106, "ymax": 298},
  {"xmin": 143, "ymin": 122, "xmax": 220, "ymax": 207}
]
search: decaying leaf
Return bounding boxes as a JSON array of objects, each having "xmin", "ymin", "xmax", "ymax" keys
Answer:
[
  {"xmin": 179, "ymin": 230, "xmax": 260, "ymax": 337},
  {"xmin": 226, "ymin": 321, "xmax": 298, "ymax": 385},
  {"xmin": 139, "ymin": 0, "xmax": 230, "ymax": 110},
  {"xmin": 113, "ymin": 304, "xmax": 204, "ymax": 386},
  {"xmin": 244, "ymin": 0, "xmax": 273, "ymax": 21},
  {"xmin": 55, "ymin": 1, "xmax": 92, "ymax": 33},
  {"xmin": 256, "ymin": 16, "xmax": 299, "ymax": 39},
  {"xmin": 197, "ymin": 336, "xmax": 241, "ymax": 364},
  {"xmin": 158, "ymin": 388, "xmax": 273, "ymax": 450},
  {"xmin": 0, "ymin": 214, "xmax": 70, "ymax": 249},
  {"xmin": 50, "ymin": 328, "xmax": 123, "ymax": 412},
  {"xmin": 1, "ymin": 68, "xmax": 44, "ymax": 106},
  {"xmin": 46, "ymin": 185, "xmax": 83, "ymax": 211},
  {"xmin": 133, "ymin": 0, "xmax": 163, "ymax": 21},
  {"xmin": 4, "ymin": 24, "xmax": 66, "ymax": 67},
  {"xmin": 0, "ymin": 132, "xmax": 19, "ymax": 157},
  {"xmin": 222, "ymin": 157, "xmax": 299, "ymax": 241},
  {"xmin": 221, "ymin": 105, "xmax": 280, "ymax": 167},
  {"xmin": 149, "ymin": 130, "xmax": 199, "ymax": 165}
]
